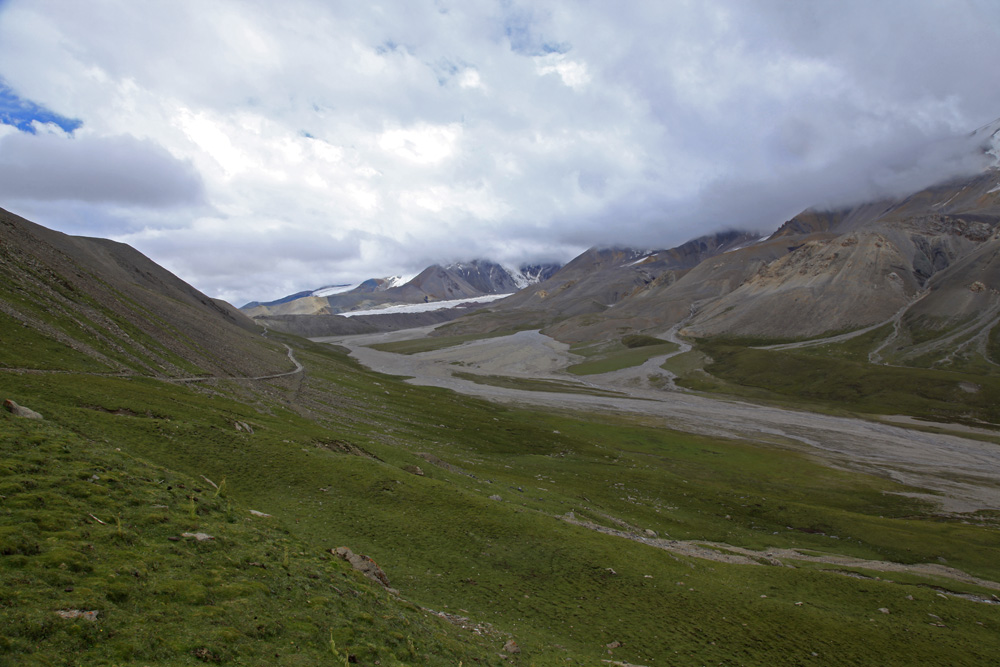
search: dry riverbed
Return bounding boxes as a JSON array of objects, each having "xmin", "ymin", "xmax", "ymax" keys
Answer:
[{"xmin": 316, "ymin": 327, "xmax": 1000, "ymax": 514}]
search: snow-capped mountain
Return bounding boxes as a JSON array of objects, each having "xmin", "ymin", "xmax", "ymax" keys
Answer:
[
  {"xmin": 240, "ymin": 260, "xmax": 562, "ymax": 319},
  {"xmin": 445, "ymin": 260, "xmax": 561, "ymax": 294},
  {"xmin": 310, "ymin": 284, "xmax": 354, "ymax": 298}
]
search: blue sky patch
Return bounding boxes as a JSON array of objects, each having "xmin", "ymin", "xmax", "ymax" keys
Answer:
[{"xmin": 0, "ymin": 79, "xmax": 82, "ymax": 134}]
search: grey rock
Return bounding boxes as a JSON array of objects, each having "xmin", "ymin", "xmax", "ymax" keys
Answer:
[
  {"xmin": 333, "ymin": 546, "xmax": 391, "ymax": 588},
  {"xmin": 4, "ymin": 399, "xmax": 43, "ymax": 419}
]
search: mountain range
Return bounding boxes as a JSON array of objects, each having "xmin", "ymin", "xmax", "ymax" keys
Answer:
[
  {"xmin": 2, "ymin": 119, "xmax": 1000, "ymax": 665},
  {"xmin": 430, "ymin": 119, "xmax": 1000, "ymax": 372},
  {"xmin": 241, "ymin": 260, "xmax": 561, "ymax": 318},
  {"xmin": 239, "ymin": 119, "xmax": 1000, "ymax": 364}
]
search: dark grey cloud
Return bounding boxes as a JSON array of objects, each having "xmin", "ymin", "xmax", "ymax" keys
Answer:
[{"xmin": 0, "ymin": 130, "xmax": 205, "ymax": 206}]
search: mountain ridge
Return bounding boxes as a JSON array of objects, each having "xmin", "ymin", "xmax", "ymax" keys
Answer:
[
  {"xmin": 241, "ymin": 259, "xmax": 561, "ymax": 320},
  {"xmin": 0, "ymin": 207, "xmax": 290, "ymax": 378}
]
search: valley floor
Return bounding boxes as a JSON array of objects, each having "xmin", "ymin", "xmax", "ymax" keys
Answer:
[{"xmin": 317, "ymin": 327, "xmax": 1000, "ymax": 514}]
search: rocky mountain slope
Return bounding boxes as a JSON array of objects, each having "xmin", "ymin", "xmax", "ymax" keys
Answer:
[
  {"xmin": 443, "ymin": 119, "xmax": 1000, "ymax": 368},
  {"xmin": 438, "ymin": 230, "xmax": 766, "ymax": 341},
  {"xmin": 684, "ymin": 171, "xmax": 1000, "ymax": 340},
  {"xmin": 0, "ymin": 207, "xmax": 290, "ymax": 378}
]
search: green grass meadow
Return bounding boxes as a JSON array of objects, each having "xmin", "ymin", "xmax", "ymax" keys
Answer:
[
  {"xmin": 2, "ymin": 324, "xmax": 999, "ymax": 665},
  {"xmin": 567, "ymin": 336, "xmax": 680, "ymax": 376}
]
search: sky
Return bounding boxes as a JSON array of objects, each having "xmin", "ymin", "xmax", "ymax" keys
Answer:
[{"xmin": 1, "ymin": 0, "xmax": 999, "ymax": 305}]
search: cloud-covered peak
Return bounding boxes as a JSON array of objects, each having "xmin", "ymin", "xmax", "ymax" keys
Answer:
[{"xmin": 0, "ymin": 0, "xmax": 997, "ymax": 305}]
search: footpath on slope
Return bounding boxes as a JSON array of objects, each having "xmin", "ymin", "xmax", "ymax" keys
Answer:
[{"xmin": 554, "ymin": 512, "xmax": 1000, "ymax": 604}]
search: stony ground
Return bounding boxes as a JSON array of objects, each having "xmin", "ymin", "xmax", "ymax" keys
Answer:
[{"xmin": 317, "ymin": 327, "xmax": 1000, "ymax": 514}]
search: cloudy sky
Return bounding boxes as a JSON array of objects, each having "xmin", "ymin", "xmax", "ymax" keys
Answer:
[{"xmin": 1, "ymin": 0, "xmax": 998, "ymax": 305}]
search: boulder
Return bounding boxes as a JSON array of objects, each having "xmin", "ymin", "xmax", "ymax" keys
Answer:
[
  {"xmin": 333, "ymin": 546, "xmax": 391, "ymax": 588},
  {"xmin": 56, "ymin": 609, "xmax": 98, "ymax": 621},
  {"xmin": 3, "ymin": 399, "xmax": 43, "ymax": 419}
]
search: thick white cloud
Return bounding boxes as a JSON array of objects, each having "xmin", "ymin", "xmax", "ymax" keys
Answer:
[{"xmin": 0, "ymin": 0, "xmax": 998, "ymax": 304}]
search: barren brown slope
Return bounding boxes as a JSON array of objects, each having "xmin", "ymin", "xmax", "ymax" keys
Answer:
[
  {"xmin": 439, "ymin": 231, "xmax": 760, "ymax": 341},
  {"xmin": 545, "ymin": 234, "xmax": 788, "ymax": 343},
  {"xmin": 0, "ymin": 207, "xmax": 290, "ymax": 377},
  {"xmin": 684, "ymin": 170, "xmax": 1000, "ymax": 339}
]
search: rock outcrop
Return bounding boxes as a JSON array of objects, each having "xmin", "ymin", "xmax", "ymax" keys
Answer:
[
  {"xmin": 3, "ymin": 399, "xmax": 43, "ymax": 420},
  {"xmin": 333, "ymin": 546, "xmax": 393, "ymax": 591}
]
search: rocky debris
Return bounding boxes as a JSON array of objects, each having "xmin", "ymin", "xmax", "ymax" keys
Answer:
[
  {"xmin": 879, "ymin": 607, "xmax": 890, "ymax": 614},
  {"xmin": 234, "ymin": 421, "xmax": 253, "ymax": 434},
  {"xmin": 249, "ymin": 510, "xmax": 271, "ymax": 517},
  {"xmin": 425, "ymin": 607, "xmax": 496, "ymax": 636},
  {"xmin": 503, "ymin": 640, "xmax": 521, "ymax": 654},
  {"xmin": 56, "ymin": 609, "xmax": 98, "ymax": 621},
  {"xmin": 4, "ymin": 399, "xmax": 43, "ymax": 419},
  {"xmin": 192, "ymin": 647, "xmax": 222, "ymax": 663},
  {"xmin": 333, "ymin": 546, "xmax": 392, "ymax": 590},
  {"xmin": 315, "ymin": 440, "xmax": 380, "ymax": 459},
  {"xmin": 606, "ymin": 640, "xmax": 622, "ymax": 650},
  {"xmin": 403, "ymin": 465, "xmax": 425, "ymax": 476},
  {"xmin": 414, "ymin": 452, "xmax": 471, "ymax": 476},
  {"xmin": 181, "ymin": 532, "xmax": 215, "ymax": 541},
  {"xmin": 489, "ymin": 495, "xmax": 502, "ymax": 501},
  {"xmin": 643, "ymin": 529, "xmax": 657, "ymax": 538}
]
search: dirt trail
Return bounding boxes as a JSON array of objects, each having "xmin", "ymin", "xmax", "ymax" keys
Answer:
[
  {"xmin": 168, "ymin": 343, "xmax": 304, "ymax": 383},
  {"xmin": 558, "ymin": 514, "xmax": 1000, "ymax": 600},
  {"xmin": 1, "ymin": 343, "xmax": 305, "ymax": 384},
  {"xmin": 754, "ymin": 290, "xmax": 930, "ymax": 356},
  {"xmin": 317, "ymin": 327, "xmax": 1000, "ymax": 513}
]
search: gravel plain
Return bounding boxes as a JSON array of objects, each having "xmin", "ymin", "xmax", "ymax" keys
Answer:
[{"xmin": 317, "ymin": 327, "xmax": 1000, "ymax": 513}]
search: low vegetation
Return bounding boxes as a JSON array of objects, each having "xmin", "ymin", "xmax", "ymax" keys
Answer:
[
  {"xmin": 683, "ymin": 337, "xmax": 1000, "ymax": 425},
  {"xmin": 3, "ymin": 319, "xmax": 1000, "ymax": 665},
  {"xmin": 567, "ymin": 337, "xmax": 679, "ymax": 375},
  {"xmin": 370, "ymin": 331, "xmax": 515, "ymax": 355}
]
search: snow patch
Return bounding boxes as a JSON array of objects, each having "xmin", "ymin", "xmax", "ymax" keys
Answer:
[
  {"xmin": 724, "ymin": 236, "xmax": 766, "ymax": 253},
  {"xmin": 625, "ymin": 254, "xmax": 655, "ymax": 267},
  {"xmin": 972, "ymin": 117, "xmax": 1000, "ymax": 168},
  {"xmin": 501, "ymin": 263, "xmax": 534, "ymax": 289},
  {"xmin": 339, "ymin": 293, "xmax": 512, "ymax": 317},
  {"xmin": 311, "ymin": 284, "xmax": 354, "ymax": 297},
  {"xmin": 381, "ymin": 274, "xmax": 411, "ymax": 289}
]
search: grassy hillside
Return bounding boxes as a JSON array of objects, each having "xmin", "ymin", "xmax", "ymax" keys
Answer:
[
  {"xmin": 3, "ymin": 322, "xmax": 1000, "ymax": 665},
  {"xmin": 0, "ymin": 412, "xmax": 507, "ymax": 666},
  {"xmin": 680, "ymin": 332, "xmax": 1000, "ymax": 425}
]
